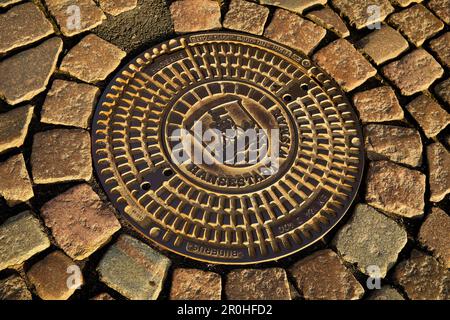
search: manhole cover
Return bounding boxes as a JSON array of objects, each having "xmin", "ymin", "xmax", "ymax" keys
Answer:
[{"xmin": 92, "ymin": 32, "xmax": 364, "ymax": 264}]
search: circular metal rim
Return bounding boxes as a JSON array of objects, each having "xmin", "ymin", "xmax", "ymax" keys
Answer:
[{"xmin": 91, "ymin": 30, "xmax": 365, "ymax": 265}]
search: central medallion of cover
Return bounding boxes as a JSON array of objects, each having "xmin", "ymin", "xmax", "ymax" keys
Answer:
[{"xmin": 92, "ymin": 32, "xmax": 364, "ymax": 264}]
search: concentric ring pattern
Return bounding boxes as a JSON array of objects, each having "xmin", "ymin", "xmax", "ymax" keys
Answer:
[{"xmin": 92, "ymin": 32, "xmax": 365, "ymax": 264}]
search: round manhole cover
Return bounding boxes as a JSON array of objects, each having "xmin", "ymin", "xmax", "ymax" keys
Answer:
[{"xmin": 92, "ymin": 32, "xmax": 364, "ymax": 264}]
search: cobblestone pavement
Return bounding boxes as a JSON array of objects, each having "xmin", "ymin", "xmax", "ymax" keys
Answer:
[{"xmin": 0, "ymin": 0, "xmax": 449, "ymax": 300}]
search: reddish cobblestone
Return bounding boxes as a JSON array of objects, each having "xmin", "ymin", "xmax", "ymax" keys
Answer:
[
  {"xmin": 406, "ymin": 95, "xmax": 450, "ymax": 139},
  {"xmin": 364, "ymin": 125, "xmax": 422, "ymax": 167},
  {"xmin": 352, "ymin": 86, "xmax": 404, "ymax": 123},
  {"xmin": 170, "ymin": 269, "xmax": 222, "ymax": 300},
  {"xmin": 226, "ymin": 268, "xmax": 291, "ymax": 300},
  {"xmin": 170, "ymin": 0, "xmax": 222, "ymax": 33},
  {"xmin": 313, "ymin": 39, "xmax": 377, "ymax": 92},
  {"xmin": 41, "ymin": 80, "xmax": 100, "ymax": 129},
  {"xmin": 365, "ymin": 161, "xmax": 426, "ymax": 218},
  {"xmin": 418, "ymin": 207, "xmax": 450, "ymax": 268},
  {"xmin": 41, "ymin": 184, "xmax": 121, "ymax": 261},
  {"xmin": 264, "ymin": 9, "xmax": 326, "ymax": 55},
  {"xmin": 27, "ymin": 251, "xmax": 82, "ymax": 300},
  {"xmin": 383, "ymin": 49, "xmax": 444, "ymax": 96},
  {"xmin": 393, "ymin": 251, "xmax": 449, "ymax": 300},
  {"xmin": 60, "ymin": 34, "xmax": 126, "ymax": 84},
  {"xmin": 306, "ymin": 7, "xmax": 350, "ymax": 38},
  {"xmin": 388, "ymin": 4, "xmax": 444, "ymax": 47},
  {"xmin": 290, "ymin": 250, "xmax": 365, "ymax": 300}
]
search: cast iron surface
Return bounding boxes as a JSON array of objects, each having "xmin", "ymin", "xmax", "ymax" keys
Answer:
[{"xmin": 92, "ymin": 31, "xmax": 365, "ymax": 264}]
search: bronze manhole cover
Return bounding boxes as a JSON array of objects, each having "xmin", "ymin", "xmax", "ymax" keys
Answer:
[{"xmin": 92, "ymin": 32, "xmax": 364, "ymax": 264}]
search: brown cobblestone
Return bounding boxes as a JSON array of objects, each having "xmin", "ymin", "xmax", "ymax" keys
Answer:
[
  {"xmin": 383, "ymin": 49, "xmax": 444, "ymax": 96},
  {"xmin": 357, "ymin": 25, "xmax": 409, "ymax": 65},
  {"xmin": 306, "ymin": 7, "xmax": 350, "ymax": 38},
  {"xmin": 367, "ymin": 286, "xmax": 404, "ymax": 300},
  {"xmin": 223, "ymin": 0, "xmax": 269, "ymax": 35},
  {"xmin": 225, "ymin": 268, "xmax": 291, "ymax": 300},
  {"xmin": 41, "ymin": 184, "xmax": 121, "ymax": 261},
  {"xmin": 41, "ymin": 80, "xmax": 100, "ymax": 129},
  {"xmin": 419, "ymin": 207, "xmax": 450, "ymax": 268},
  {"xmin": 31, "ymin": 129, "xmax": 92, "ymax": 184},
  {"xmin": 352, "ymin": 86, "xmax": 404, "ymax": 123},
  {"xmin": 170, "ymin": 0, "xmax": 221, "ymax": 33},
  {"xmin": 430, "ymin": 33, "xmax": 450, "ymax": 68},
  {"xmin": 313, "ymin": 39, "xmax": 377, "ymax": 92},
  {"xmin": 0, "ymin": 212, "xmax": 50, "ymax": 271},
  {"xmin": 44, "ymin": 0, "xmax": 106, "ymax": 37},
  {"xmin": 27, "ymin": 251, "xmax": 82, "ymax": 300},
  {"xmin": 391, "ymin": 0, "xmax": 423, "ymax": 7},
  {"xmin": 428, "ymin": 0, "xmax": 450, "ymax": 24},
  {"xmin": 170, "ymin": 269, "xmax": 222, "ymax": 300},
  {"xmin": 365, "ymin": 161, "xmax": 425, "ymax": 218},
  {"xmin": 332, "ymin": 0, "xmax": 394, "ymax": 29},
  {"xmin": 388, "ymin": 4, "xmax": 444, "ymax": 47},
  {"xmin": 0, "ymin": 37, "xmax": 63, "ymax": 105},
  {"xmin": 0, "ymin": 154, "xmax": 34, "ymax": 206},
  {"xmin": 406, "ymin": 95, "xmax": 450, "ymax": 138},
  {"xmin": 0, "ymin": 2, "xmax": 54, "ymax": 55},
  {"xmin": 264, "ymin": 9, "xmax": 326, "ymax": 55},
  {"xmin": 393, "ymin": 251, "xmax": 449, "ymax": 300},
  {"xmin": 0, "ymin": 275, "xmax": 32, "ymax": 300},
  {"xmin": 97, "ymin": 235, "xmax": 171, "ymax": 300},
  {"xmin": 290, "ymin": 250, "xmax": 365, "ymax": 300},
  {"xmin": 427, "ymin": 143, "xmax": 450, "ymax": 202},
  {"xmin": 435, "ymin": 78, "xmax": 450, "ymax": 106},
  {"xmin": 0, "ymin": 105, "xmax": 34, "ymax": 154},
  {"xmin": 98, "ymin": 0, "xmax": 138, "ymax": 16},
  {"xmin": 60, "ymin": 34, "xmax": 126, "ymax": 84},
  {"xmin": 364, "ymin": 124, "xmax": 422, "ymax": 167},
  {"xmin": 259, "ymin": 0, "xmax": 326, "ymax": 14}
]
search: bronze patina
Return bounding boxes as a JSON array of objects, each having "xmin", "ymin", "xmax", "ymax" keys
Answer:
[{"xmin": 92, "ymin": 32, "xmax": 364, "ymax": 264}]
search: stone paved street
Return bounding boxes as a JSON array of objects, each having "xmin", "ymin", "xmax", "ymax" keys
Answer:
[{"xmin": 0, "ymin": 0, "xmax": 449, "ymax": 300}]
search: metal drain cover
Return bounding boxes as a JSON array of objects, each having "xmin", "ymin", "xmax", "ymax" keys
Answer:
[{"xmin": 92, "ymin": 32, "xmax": 364, "ymax": 264}]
